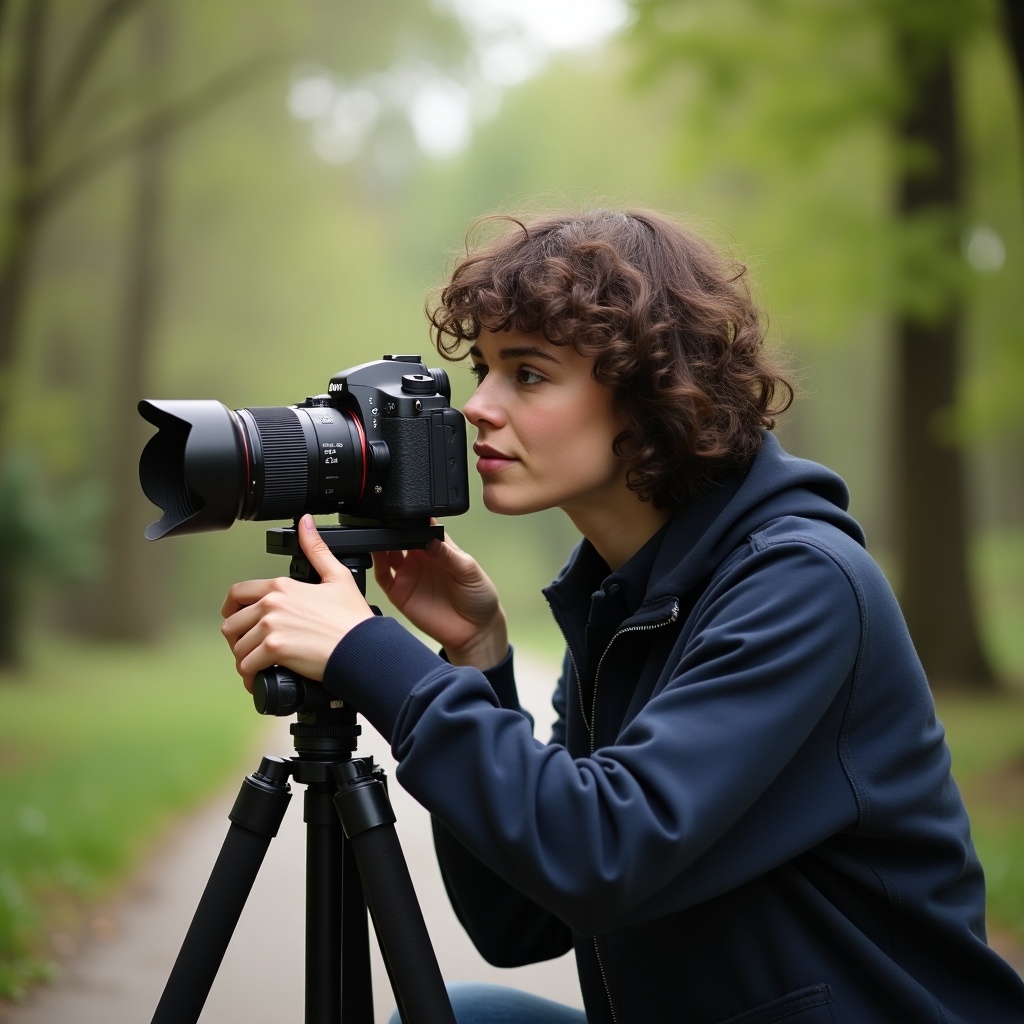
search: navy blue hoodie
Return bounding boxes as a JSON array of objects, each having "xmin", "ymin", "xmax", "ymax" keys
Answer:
[{"xmin": 324, "ymin": 433, "xmax": 1024, "ymax": 1023}]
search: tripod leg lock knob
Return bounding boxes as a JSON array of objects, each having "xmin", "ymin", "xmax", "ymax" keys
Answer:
[
  {"xmin": 332, "ymin": 760, "xmax": 397, "ymax": 837},
  {"xmin": 229, "ymin": 756, "xmax": 293, "ymax": 838}
]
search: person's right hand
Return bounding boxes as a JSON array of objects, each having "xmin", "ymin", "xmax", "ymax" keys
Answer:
[{"xmin": 372, "ymin": 529, "xmax": 508, "ymax": 670}]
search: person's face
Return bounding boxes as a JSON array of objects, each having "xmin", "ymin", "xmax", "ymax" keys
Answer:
[{"xmin": 462, "ymin": 329, "xmax": 629, "ymax": 520}]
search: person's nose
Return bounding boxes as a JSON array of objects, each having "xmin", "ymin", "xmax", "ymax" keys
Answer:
[{"xmin": 463, "ymin": 376, "xmax": 506, "ymax": 430}]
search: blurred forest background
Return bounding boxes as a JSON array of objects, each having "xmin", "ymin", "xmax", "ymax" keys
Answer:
[
  {"xmin": 1, "ymin": 0, "xmax": 1023, "ymax": 683},
  {"xmin": 1, "ymin": 0, "xmax": 1023, "ymax": 1002}
]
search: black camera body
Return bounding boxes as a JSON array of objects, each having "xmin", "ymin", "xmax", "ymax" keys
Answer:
[
  {"xmin": 327, "ymin": 354, "xmax": 468, "ymax": 520},
  {"xmin": 138, "ymin": 355, "xmax": 470, "ymax": 540}
]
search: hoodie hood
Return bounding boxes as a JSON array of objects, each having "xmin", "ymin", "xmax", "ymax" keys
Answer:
[{"xmin": 645, "ymin": 431, "xmax": 865, "ymax": 603}]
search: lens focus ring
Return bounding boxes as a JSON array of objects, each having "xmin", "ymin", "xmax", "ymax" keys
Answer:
[{"xmin": 247, "ymin": 407, "xmax": 309, "ymax": 519}]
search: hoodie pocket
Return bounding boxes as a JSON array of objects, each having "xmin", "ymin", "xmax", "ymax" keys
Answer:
[{"xmin": 718, "ymin": 983, "xmax": 837, "ymax": 1024}]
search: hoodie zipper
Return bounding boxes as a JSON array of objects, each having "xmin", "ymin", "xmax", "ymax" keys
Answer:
[
  {"xmin": 586, "ymin": 600, "xmax": 680, "ymax": 748},
  {"xmin": 582, "ymin": 599, "xmax": 680, "ymax": 1024}
]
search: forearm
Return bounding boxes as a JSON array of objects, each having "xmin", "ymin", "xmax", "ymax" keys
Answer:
[
  {"xmin": 321, "ymin": 617, "xmax": 446, "ymax": 740},
  {"xmin": 321, "ymin": 615, "xmax": 528, "ymax": 741}
]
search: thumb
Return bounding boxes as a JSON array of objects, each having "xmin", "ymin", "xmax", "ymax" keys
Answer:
[{"xmin": 297, "ymin": 515, "xmax": 346, "ymax": 581}]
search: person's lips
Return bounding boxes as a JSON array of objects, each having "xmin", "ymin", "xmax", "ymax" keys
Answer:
[{"xmin": 473, "ymin": 443, "xmax": 517, "ymax": 474}]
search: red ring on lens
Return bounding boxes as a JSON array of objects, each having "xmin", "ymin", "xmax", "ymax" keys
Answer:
[{"xmin": 346, "ymin": 409, "xmax": 368, "ymax": 501}]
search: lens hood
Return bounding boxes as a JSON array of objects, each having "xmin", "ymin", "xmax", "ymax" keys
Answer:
[{"xmin": 138, "ymin": 399, "xmax": 246, "ymax": 539}]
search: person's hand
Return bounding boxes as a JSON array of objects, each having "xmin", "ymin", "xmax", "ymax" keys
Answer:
[
  {"xmin": 221, "ymin": 515, "xmax": 373, "ymax": 692},
  {"xmin": 372, "ymin": 527, "xmax": 508, "ymax": 670}
]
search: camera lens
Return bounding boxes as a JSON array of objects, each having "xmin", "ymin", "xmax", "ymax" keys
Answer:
[
  {"xmin": 138, "ymin": 399, "xmax": 366, "ymax": 539},
  {"xmin": 234, "ymin": 403, "xmax": 366, "ymax": 522}
]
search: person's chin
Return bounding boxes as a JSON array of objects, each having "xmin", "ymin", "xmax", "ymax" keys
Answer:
[{"xmin": 480, "ymin": 485, "xmax": 541, "ymax": 517}]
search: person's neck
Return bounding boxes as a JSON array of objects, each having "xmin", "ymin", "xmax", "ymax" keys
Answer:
[{"xmin": 565, "ymin": 497, "xmax": 672, "ymax": 572}]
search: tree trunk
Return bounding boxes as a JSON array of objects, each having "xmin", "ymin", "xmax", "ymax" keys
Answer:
[
  {"xmin": 0, "ymin": 0, "xmax": 48, "ymax": 669},
  {"xmin": 0, "ymin": 215, "xmax": 41, "ymax": 433},
  {"xmin": 0, "ymin": 540, "xmax": 24, "ymax": 668},
  {"xmin": 88, "ymin": 3, "xmax": 168, "ymax": 641},
  {"xmin": 1002, "ymin": 0, "xmax": 1024, "ymax": 95},
  {"xmin": 0, "ymin": 216, "xmax": 41, "ymax": 667},
  {"xmin": 894, "ymin": 37, "xmax": 994, "ymax": 689},
  {"xmin": 1, "ymin": 0, "xmax": 47, "ymax": 434}
]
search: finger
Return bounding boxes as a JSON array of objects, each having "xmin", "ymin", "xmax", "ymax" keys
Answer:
[
  {"xmin": 236, "ymin": 636, "xmax": 275, "ymax": 680},
  {"xmin": 297, "ymin": 515, "xmax": 348, "ymax": 582},
  {"xmin": 230, "ymin": 629, "xmax": 265, "ymax": 674},
  {"xmin": 431, "ymin": 522, "xmax": 469, "ymax": 558},
  {"xmin": 220, "ymin": 601, "xmax": 265, "ymax": 649},
  {"xmin": 372, "ymin": 549, "xmax": 400, "ymax": 592},
  {"xmin": 232, "ymin": 622, "xmax": 300, "ymax": 686},
  {"xmin": 221, "ymin": 579, "xmax": 276, "ymax": 618},
  {"xmin": 377, "ymin": 547, "xmax": 417, "ymax": 587},
  {"xmin": 221, "ymin": 576, "xmax": 296, "ymax": 634},
  {"xmin": 226, "ymin": 630, "xmax": 264, "ymax": 696}
]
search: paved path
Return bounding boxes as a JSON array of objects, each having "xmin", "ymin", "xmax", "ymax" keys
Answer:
[{"xmin": 0, "ymin": 655, "xmax": 582, "ymax": 1024}]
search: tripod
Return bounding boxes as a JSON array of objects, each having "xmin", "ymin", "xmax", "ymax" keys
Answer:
[{"xmin": 150, "ymin": 523, "xmax": 456, "ymax": 1024}]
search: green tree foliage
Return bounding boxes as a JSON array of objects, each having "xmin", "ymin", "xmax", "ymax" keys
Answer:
[
  {"xmin": 627, "ymin": 0, "xmax": 1022, "ymax": 687},
  {"xmin": 3, "ymin": 0, "xmax": 1020, "ymax": 685},
  {"xmin": 0, "ymin": 0, "xmax": 471, "ymax": 665},
  {"xmin": 0, "ymin": 0, "xmax": 283, "ymax": 664}
]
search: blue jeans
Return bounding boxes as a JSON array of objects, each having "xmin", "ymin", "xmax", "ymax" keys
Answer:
[{"xmin": 387, "ymin": 982, "xmax": 587, "ymax": 1023}]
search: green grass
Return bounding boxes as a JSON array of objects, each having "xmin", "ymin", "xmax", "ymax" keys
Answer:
[{"xmin": 0, "ymin": 629, "xmax": 266, "ymax": 1000}]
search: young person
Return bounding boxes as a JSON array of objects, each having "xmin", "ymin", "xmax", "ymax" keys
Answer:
[{"xmin": 221, "ymin": 209, "xmax": 1024, "ymax": 1023}]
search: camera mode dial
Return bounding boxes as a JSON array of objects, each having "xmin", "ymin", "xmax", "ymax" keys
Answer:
[{"xmin": 401, "ymin": 374, "xmax": 436, "ymax": 395}]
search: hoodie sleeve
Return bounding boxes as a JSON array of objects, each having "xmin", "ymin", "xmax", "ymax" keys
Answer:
[
  {"xmin": 430, "ymin": 648, "xmax": 574, "ymax": 965},
  {"xmin": 323, "ymin": 623, "xmax": 572, "ymax": 964},
  {"xmin": 324, "ymin": 536, "xmax": 863, "ymax": 937}
]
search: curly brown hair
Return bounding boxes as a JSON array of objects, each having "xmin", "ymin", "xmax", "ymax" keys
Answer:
[{"xmin": 428, "ymin": 208, "xmax": 793, "ymax": 507}]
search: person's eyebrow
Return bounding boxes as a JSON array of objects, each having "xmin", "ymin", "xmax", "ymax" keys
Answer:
[{"xmin": 468, "ymin": 344, "xmax": 562, "ymax": 364}]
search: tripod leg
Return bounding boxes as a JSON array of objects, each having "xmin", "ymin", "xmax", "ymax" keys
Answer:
[
  {"xmin": 150, "ymin": 757, "xmax": 292, "ymax": 1024},
  {"xmin": 342, "ymin": 836, "xmax": 374, "ymax": 1021},
  {"xmin": 305, "ymin": 789, "xmax": 343, "ymax": 1024},
  {"xmin": 303, "ymin": 784, "xmax": 373, "ymax": 1024},
  {"xmin": 333, "ymin": 761, "xmax": 456, "ymax": 1024}
]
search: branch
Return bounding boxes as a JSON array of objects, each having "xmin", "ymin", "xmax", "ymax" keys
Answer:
[
  {"xmin": 48, "ymin": 0, "xmax": 151, "ymax": 137},
  {"xmin": 33, "ymin": 50, "xmax": 283, "ymax": 219}
]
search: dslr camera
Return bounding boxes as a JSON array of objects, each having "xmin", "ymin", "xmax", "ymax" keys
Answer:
[{"xmin": 138, "ymin": 354, "xmax": 470, "ymax": 540}]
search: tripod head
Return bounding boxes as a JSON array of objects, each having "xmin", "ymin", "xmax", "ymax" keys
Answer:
[{"xmin": 251, "ymin": 519, "xmax": 443, "ymax": 756}]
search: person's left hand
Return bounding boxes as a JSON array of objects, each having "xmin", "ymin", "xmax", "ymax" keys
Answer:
[{"xmin": 220, "ymin": 514, "xmax": 374, "ymax": 692}]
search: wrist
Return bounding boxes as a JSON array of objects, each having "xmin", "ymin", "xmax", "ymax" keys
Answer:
[{"xmin": 445, "ymin": 613, "xmax": 509, "ymax": 671}]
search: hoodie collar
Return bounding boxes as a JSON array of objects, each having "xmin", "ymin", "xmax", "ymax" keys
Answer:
[{"xmin": 547, "ymin": 432, "xmax": 864, "ymax": 618}]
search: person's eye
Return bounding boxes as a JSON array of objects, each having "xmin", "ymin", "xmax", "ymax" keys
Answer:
[
  {"xmin": 469, "ymin": 363, "xmax": 488, "ymax": 383},
  {"xmin": 516, "ymin": 367, "xmax": 545, "ymax": 385}
]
